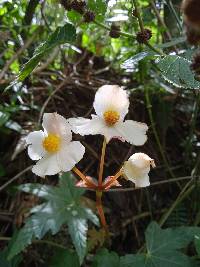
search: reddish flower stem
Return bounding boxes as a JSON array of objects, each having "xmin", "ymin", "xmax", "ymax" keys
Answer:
[
  {"xmin": 103, "ymin": 169, "xmax": 122, "ymax": 189},
  {"xmin": 73, "ymin": 166, "xmax": 96, "ymax": 189},
  {"xmin": 96, "ymin": 191, "xmax": 109, "ymax": 234}
]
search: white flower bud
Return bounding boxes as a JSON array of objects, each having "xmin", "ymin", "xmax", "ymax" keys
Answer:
[{"xmin": 122, "ymin": 153, "xmax": 155, "ymax": 188}]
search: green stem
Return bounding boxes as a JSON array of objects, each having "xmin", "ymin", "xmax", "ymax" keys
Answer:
[
  {"xmin": 132, "ymin": 0, "xmax": 144, "ymax": 32},
  {"xmin": 145, "ymin": 87, "xmax": 175, "ymax": 179},
  {"xmin": 159, "ymin": 180, "xmax": 194, "ymax": 226},
  {"xmin": 167, "ymin": 0, "xmax": 182, "ymax": 32},
  {"xmin": 138, "ymin": 180, "xmax": 194, "ymax": 253},
  {"xmin": 0, "ymin": 237, "xmax": 68, "ymax": 250},
  {"xmin": 94, "ymin": 20, "xmax": 164, "ymax": 55},
  {"xmin": 94, "ymin": 20, "xmax": 135, "ymax": 39},
  {"xmin": 108, "ymin": 176, "xmax": 195, "ymax": 192},
  {"xmin": 186, "ymin": 92, "xmax": 200, "ymax": 161},
  {"xmin": 145, "ymin": 41, "xmax": 165, "ymax": 56}
]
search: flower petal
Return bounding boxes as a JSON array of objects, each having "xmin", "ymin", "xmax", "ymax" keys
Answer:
[
  {"xmin": 115, "ymin": 120, "xmax": 148, "ymax": 145},
  {"xmin": 69, "ymin": 115, "xmax": 123, "ymax": 143},
  {"xmin": 42, "ymin": 113, "xmax": 72, "ymax": 141},
  {"xmin": 32, "ymin": 154, "xmax": 60, "ymax": 177},
  {"xmin": 93, "ymin": 85, "xmax": 129, "ymax": 120},
  {"xmin": 133, "ymin": 174, "xmax": 150, "ymax": 188},
  {"xmin": 122, "ymin": 153, "xmax": 152, "ymax": 188},
  {"xmin": 68, "ymin": 115, "xmax": 104, "ymax": 136},
  {"xmin": 26, "ymin": 131, "xmax": 45, "ymax": 160},
  {"xmin": 123, "ymin": 161, "xmax": 150, "ymax": 187},
  {"xmin": 57, "ymin": 141, "xmax": 85, "ymax": 172}
]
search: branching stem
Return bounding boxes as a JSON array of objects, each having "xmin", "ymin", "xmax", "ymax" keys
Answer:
[{"xmin": 73, "ymin": 166, "xmax": 96, "ymax": 189}]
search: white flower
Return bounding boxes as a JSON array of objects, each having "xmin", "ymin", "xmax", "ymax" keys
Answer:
[
  {"xmin": 26, "ymin": 113, "xmax": 85, "ymax": 177},
  {"xmin": 68, "ymin": 85, "xmax": 148, "ymax": 145},
  {"xmin": 122, "ymin": 153, "xmax": 155, "ymax": 187}
]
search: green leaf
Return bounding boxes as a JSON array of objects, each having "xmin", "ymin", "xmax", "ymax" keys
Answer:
[
  {"xmin": 8, "ymin": 201, "xmax": 68, "ymax": 260},
  {"xmin": 157, "ymin": 54, "xmax": 200, "ymax": 89},
  {"xmin": 68, "ymin": 217, "xmax": 88, "ymax": 265},
  {"xmin": 157, "ymin": 36, "xmax": 186, "ymax": 49},
  {"xmin": 0, "ymin": 111, "xmax": 10, "ymax": 126},
  {"xmin": 49, "ymin": 248, "xmax": 79, "ymax": 267},
  {"xmin": 8, "ymin": 173, "xmax": 98, "ymax": 264},
  {"xmin": 120, "ymin": 252, "xmax": 192, "ymax": 267},
  {"xmin": 122, "ymin": 51, "xmax": 158, "ymax": 71},
  {"xmin": 0, "ymin": 248, "xmax": 22, "ymax": 267},
  {"xmin": 87, "ymin": 0, "xmax": 107, "ymax": 15},
  {"xmin": 17, "ymin": 23, "xmax": 76, "ymax": 81},
  {"xmin": 67, "ymin": 10, "xmax": 82, "ymax": 24},
  {"xmin": 195, "ymin": 235, "xmax": 200, "ymax": 256},
  {"xmin": 120, "ymin": 222, "xmax": 200, "ymax": 267},
  {"xmin": 146, "ymin": 222, "xmax": 200, "ymax": 252},
  {"xmin": 120, "ymin": 254, "xmax": 147, "ymax": 267},
  {"xmin": 92, "ymin": 249, "xmax": 120, "ymax": 267}
]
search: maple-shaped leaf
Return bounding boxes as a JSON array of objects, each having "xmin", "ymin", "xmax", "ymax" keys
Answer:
[{"xmin": 8, "ymin": 173, "xmax": 99, "ymax": 265}]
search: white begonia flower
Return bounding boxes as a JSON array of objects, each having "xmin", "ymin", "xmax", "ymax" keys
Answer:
[
  {"xmin": 122, "ymin": 153, "xmax": 155, "ymax": 187},
  {"xmin": 68, "ymin": 85, "xmax": 148, "ymax": 145},
  {"xmin": 26, "ymin": 113, "xmax": 85, "ymax": 177}
]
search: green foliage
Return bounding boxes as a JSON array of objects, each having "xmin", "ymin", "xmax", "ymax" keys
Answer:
[
  {"xmin": 87, "ymin": 0, "xmax": 107, "ymax": 17},
  {"xmin": 1, "ymin": 0, "xmax": 200, "ymax": 266},
  {"xmin": 7, "ymin": 173, "xmax": 99, "ymax": 264},
  {"xmin": 122, "ymin": 51, "xmax": 157, "ymax": 71},
  {"xmin": 0, "ymin": 248, "xmax": 22, "ymax": 267},
  {"xmin": 18, "ymin": 23, "xmax": 76, "ymax": 81},
  {"xmin": 157, "ymin": 53, "xmax": 200, "ymax": 89},
  {"xmin": 49, "ymin": 248, "xmax": 79, "ymax": 267},
  {"xmin": 195, "ymin": 235, "xmax": 200, "ymax": 256},
  {"xmin": 0, "ymin": 108, "xmax": 22, "ymax": 133},
  {"xmin": 165, "ymin": 204, "xmax": 189, "ymax": 227},
  {"xmin": 92, "ymin": 249, "xmax": 120, "ymax": 267},
  {"xmin": 93, "ymin": 222, "xmax": 200, "ymax": 267}
]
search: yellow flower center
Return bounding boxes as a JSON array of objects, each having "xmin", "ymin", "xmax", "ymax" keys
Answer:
[
  {"xmin": 103, "ymin": 110, "xmax": 120, "ymax": 126},
  {"xmin": 42, "ymin": 134, "xmax": 61, "ymax": 153}
]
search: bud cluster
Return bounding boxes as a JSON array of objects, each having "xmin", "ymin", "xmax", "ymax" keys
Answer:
[
  {"xmin": 60, "ymin": 0, "xmax": 95, "ymax": 23},
  {"xmin": 109, "ymin": 24, "xmax": 121, "ymax": 38},
  {"xmin": 136, "ymin": 28, "xmax": 152, "ymax": 44}
]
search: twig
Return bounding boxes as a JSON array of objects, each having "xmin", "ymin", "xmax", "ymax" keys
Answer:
[
  {"xmin": 0, "ymin": 237, "xmax": 68, "ymax": 250},
  {"xmin": 0, "ymin": 29, "xmax": 39, "ymax": 80},
  {"xmin": 38, "ymin": 79, "xmax": 69, "ymax": 125},
  {"xmin": 159, "ymin": 180, "xmax": 194, "ymax": 226},
  {"xmin": 145, "ymin": 86, "xmax": 175, "ymax": 178},
  {"xmin": 94, "ymin": 20, "xmax": 134, "ymax": 39},
  {"xmin": 150, "ymin": 0, "xmax": 172, "ymax": 41},
  {"xmin": 133, "ymin": 0, "xmax": 144, "ymax": 32},
  {"xmin": 33, "ymin": 47, "xmax": 59, "ymax": 74},
  {"xmin": 0, "ymin": 166, "xmax": 32, "ymax": 192},
  {"xmin": 107, "ymin": 176, "xmax": 196, "ymax": 192}
]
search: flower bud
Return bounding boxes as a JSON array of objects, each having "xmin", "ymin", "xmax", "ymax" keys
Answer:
[
  {"xmin": 136, "ymin": 29, "xmax": 152, "ymax": 44},
  {"xmin": 122, "ymin": 153, "xmax": 155, "ymax": 188},
  {"xmin": 71, "ymin": 0, "xmax": 86, "ymax": 14},
  {"xmin": 83, "ymin": 10, "xmax": 95, "ymax": 23},
  {"xmin": 60, "ymin": 0, "xmax": 72, "ymax": 11},
  {"xmin": 109, "ymin": 24, "xmax": 121, "ymax": 38}
]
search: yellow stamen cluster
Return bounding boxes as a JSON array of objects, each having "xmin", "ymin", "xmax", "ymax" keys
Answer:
[
  {"xmin": 103, "ymin": 110, "xmax": 120, "ymax": 126},
  {"xmin": 43, "ymin": 134, "xmax": 61, "ymax": 153}
]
